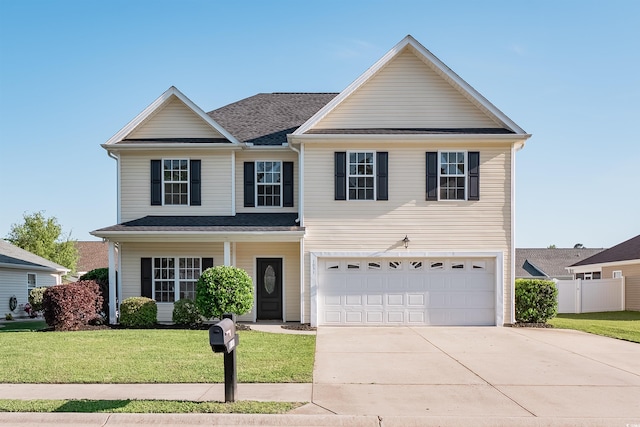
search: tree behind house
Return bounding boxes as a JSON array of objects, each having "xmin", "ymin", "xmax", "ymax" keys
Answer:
[{"xmin": 6, "ymin": 211, "xmax": 78, "ymax": 274}]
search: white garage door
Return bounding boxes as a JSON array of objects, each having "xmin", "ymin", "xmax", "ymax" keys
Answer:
[{"xmin": 318, "ymin": 257, "xmax": 496, "ymax": 326}]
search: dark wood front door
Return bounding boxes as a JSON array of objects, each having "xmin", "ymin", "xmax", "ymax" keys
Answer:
[{"xmin": 257, "ymin": 258, "xmax": 283, "ymax": 320}]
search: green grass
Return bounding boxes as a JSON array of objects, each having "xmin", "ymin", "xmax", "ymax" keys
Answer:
[
  {"xmin": 0, "ymin": 329, "xmax": 315, "ymax": 383},
  {"xmin": 549, "ymin": 311, "xmax": 640, "ymax": 343},
  {"xmin": 0, "ymin": 399, "xmax": 303, "ymax": 413},
  {"xmin": 0, "ymin": 320, "xmax": 47, "ymax": 332}
]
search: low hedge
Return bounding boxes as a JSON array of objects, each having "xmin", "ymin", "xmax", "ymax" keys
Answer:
[
  {"xmin": 515, "ymin": 279, "xmax": 558, "ymax": 323},
  {"xmin": 120, "ymin": 297, "xmax": 157, "ymax": 328}
]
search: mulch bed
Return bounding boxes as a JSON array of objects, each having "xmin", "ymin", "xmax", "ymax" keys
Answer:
[
  {"xmin": 510, "ymin": 322, "xmax": 553, "ymax": 328},
  {"xmin": 281, "ymin": 323, "xmax": 316, "ymax": 331}
]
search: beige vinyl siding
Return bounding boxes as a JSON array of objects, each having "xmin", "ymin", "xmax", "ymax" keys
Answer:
[
  {"xmin": 119, "ymin": 242, "xmax": 225, "ymax": 323},
  {"xmin": 234, "ymin": 242, "xmax": 301, "ymax": 322},
  {"xmin": 315, "ymin": 49, "xmax": 500, "ymax": 130},
  {"xmin": 602, "ymin": 263, "xmax": 640, "ymax": 310},
  {"xmin": 128, "ymin": 96, "xmax": 225, "ymax": 139},
  {"xmin": 301, "ymin": 141, "xmax": 513, "ymax": 323},
  {"xmin": 120, "ymin": 151, "xmax": 233, "ymax": 222},
  {"xmin": 0, "ymin": 268, "xmax": 59, "ymax": 316},
  {"xmin": 235, "ymin": 151, "xmax": 298, "ymax": 213}
]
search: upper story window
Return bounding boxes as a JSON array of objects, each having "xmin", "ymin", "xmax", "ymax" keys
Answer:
[
  {"xmin": 244, "ymin": 161, "xmax": 294, "ymax": 208},
  {"xmin": 348, "ymin": 151, "xmax": 375, "ymax": 200},
  {"xmin": 256, "ymin": 161, "xmax": 282, "ymax": 207},
  {"xmin": 27, "ymin": 273, "xmax": 37, "ymax": 289},
  {"xmin": 164, "ymin": 159, "xmax": 189, "ymax": 205},
  {"xmin": 334, "ymin": 151, "xmax": 388, "ymax": 201},
  {"xmin": 151, "ymin": 159, "xmax": 201, "ymax": 206},
  {"xmin": 426, "ymin": 151, "xmax": 479, "ymax": 201},
  {"xmin": 440, "ymin": 152, "xmax": 466, "ymax": 200}
]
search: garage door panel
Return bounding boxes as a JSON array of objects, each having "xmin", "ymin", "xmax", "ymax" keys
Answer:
[{"xmin": 318, "ymin": 257, "xmax": 496, "ymax": 326}]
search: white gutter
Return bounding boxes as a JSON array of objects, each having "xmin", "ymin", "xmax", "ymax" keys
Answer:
[{"xmin": 294, "ymin": 133, "xmax": 532, "ymax": 143}]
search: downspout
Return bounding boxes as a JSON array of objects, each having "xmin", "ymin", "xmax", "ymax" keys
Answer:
[
  {"xmin": 107, "ymin": 151, "xmax": 121, "ymax": 224},
  {"xmin": 107, "ymin": 150, "xmax": 121, "ymax": 323},
  {"xmin": 288, "ymin": 141, "xmax": 305, "ymax": 322}
]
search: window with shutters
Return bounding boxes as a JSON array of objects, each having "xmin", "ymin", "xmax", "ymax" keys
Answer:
[
  {"xmin": 256, "ymin": 161, "xmax": 282, "ymax": 207},
  {"xmin": 348, "ymin": 151, "xmax": 375, "ymax": 200},
  {"xmin": 153, "ymin": 257, "xmax": 202, "ymax": 302},
  {"xmin": 426, "ymin": 151, "xmax": 479, "ymax": 201},
  {"xmin": 163, "ymin": 159, "xmax": 189, "ymax": 205}
]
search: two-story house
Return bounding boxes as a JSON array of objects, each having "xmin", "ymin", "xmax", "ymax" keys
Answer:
[{"xmin": 92, "ymin": 35, "xmax": 530, "ymax": 326}]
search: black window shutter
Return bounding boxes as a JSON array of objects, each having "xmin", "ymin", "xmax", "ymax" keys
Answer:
[
  {"xmin": 244, "ymin": 162, "xmax": 255, "ymax": 207},
  {"xmin": 425, "ymin": 152, "xmax": 438, "ymax": 201},
  {"xmin": 150, "ymin": 160, "xmax": 162, "ymax": 206},
  {"xmin": 283, "ymin": 162, "xmax": 294, "ymax": 207},
  {"xmin": 141, "ymin": 258, "xmax": 152, "ymax": 298},
  {"xmin": 202, "ymin": 258, "xmax": 214, "ymax": 271},
  {"xmin": 190, "ymin": 160, "xmax": 201, "ymax": 206},
  {"xmin": 334, "ymin": 152, "xmax": 346, "ymax": 200},
  {"xmin": 468, "ymin": 151, "xmax": 480, "ymax": 201},
  {"xmin": 376, "ymin": 152, "xmax": 388, "ymax": 201}
]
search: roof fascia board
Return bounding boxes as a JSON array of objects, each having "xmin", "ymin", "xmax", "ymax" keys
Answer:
[
  {"xmin": 567, "ymin": 258, "xmax": 640, "ymax": 272},
  {"xmin": 0, "ymin": 263, "xmax": 68, "ymax": 273},
  {"xmin": 294, "ymin": 35, "xmax": 527, "ymax": 136},
  {"xmin": 91, "ymin": 230, "xmax": 305, "ymax": 243},
  {"xmin": 101, "ymin": 143, "xmax": 243, "ymax": 151},
  {"xmin": 289, "ymin": 133, "xmax": 531, "ymax": 143},
  {"xmin": 104, "ymin": 86, "xmax": 241, "ymax": 146}
]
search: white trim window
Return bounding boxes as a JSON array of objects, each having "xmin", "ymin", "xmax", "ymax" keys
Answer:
[
  {"xmin": 153, "ymin": 257, "xmax": 201, "ymax": 302},
  {"xmin": 348, "ymin": 151, "xmax": 375, "ymax": 200},
  {"xmin": 256, "ymin": 161, "xmax": 282, "ymax": 207},
  {"xmin": 27, "ymin": 273, "xmax": 37, "ymax": 290},
  {"xmin": 163, "ymin": 159, "xmax": 189, "ymax": 205},
  {"xmin": 439, "ymin": 151, "xmax": 466, "ymax": 200},
  {"xmin": 613, "ymin": 270, "xmax": 623, "ymax": 279}
]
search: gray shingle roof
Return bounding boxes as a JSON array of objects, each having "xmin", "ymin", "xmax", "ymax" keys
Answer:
[
  {"xmin": 571, "ymin": 234, "xmax": 640, "ymax": 267},
  {"xmin": 207, "ymin": 93, "xmax": 338, "ymax": 145},
  {"xmin": 0, "ymin": 239, "xmax": 69, "ymax": 272},
  {"xmin": 94, "ymin": 213, "xmax": 303, "ymax": 233},
  {"xmin": 515, "ymin": 248, "xmax": 605, "ymax": 279}
]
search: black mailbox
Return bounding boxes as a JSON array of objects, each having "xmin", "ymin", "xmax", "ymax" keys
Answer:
[{"xmin": 209, "ymin": 318, "xmax": 238, "ymax": 353}]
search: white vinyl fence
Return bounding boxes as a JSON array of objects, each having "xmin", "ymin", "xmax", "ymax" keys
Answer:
[{"xmin": 556, "ymin": 278, "xmax": 625, "ymax": 314}]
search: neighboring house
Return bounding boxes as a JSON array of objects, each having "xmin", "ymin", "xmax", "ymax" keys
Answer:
[
  {"xmin": 516, "ymin": 248, "xmax": 605, "ymax": 280},
  {"xmin": 0, "ymin": 239, "xmax": 69, "ymax": 317},
  {"xmin": 92, "ymin": 35, "xmax": 531, "ymax": 326},
  {"xmin": 568, "ymin": 234, "xmax": 640, "ymax": 310},
  {"xmin": 75, "ymin": 241, "xmax": 109, "ymax": 277}
]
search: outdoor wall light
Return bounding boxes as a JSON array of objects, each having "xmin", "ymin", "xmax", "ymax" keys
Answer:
[{"xmin": 402, "ymin": 235, "xmax": 410, "ymax": 249}]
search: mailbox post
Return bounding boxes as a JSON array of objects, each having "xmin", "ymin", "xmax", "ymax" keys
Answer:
[{"xmin": 209, "ymin": 313, "xmax": 239, "ymax": 402}]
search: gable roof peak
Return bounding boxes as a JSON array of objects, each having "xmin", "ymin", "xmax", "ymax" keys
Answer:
[
  {"xmin": 294, "ymin": 35, "xmax": 529, "ymax": 137},
  {"xmin": 104, "ymin": 86, "xmax": 240, "ymax": 146}
]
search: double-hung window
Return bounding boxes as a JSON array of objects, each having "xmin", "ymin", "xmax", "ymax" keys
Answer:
[
  {"xmin": 163, "ymin": 159, "xmax": 189, "ymax": 205},
  {"xmin": 348, "ymin": 151, "xmax": 375, "ymax": 200},
  {"xmin": 334, "ymin": 151, "xmax": 388, "ymax": 201},
  {"xmin": 426, "ymin": 151, "xmax": 479, "ymax": 201},
  {"xmin": 150, "ymin": 159, "xmax": 201, "ymax": 206},
  {"xmin": 27, "ymin": 273, "xmax": 37, "ymax": 290},
  {"xmin": 256, "ymin": 161, "xmax": 282, "ymax": 207},
  {"xmin": 153, "ymin": 257, "xmax": 201, "ymax": 302}
]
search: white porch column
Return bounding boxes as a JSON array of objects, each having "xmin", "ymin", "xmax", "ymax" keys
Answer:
[
  {"xmin": 223, "ymin": 241, "xmax": 231, "ymax": 266},
  {"xmin": 107, "ymin": 241, "xmax": 117, "ymax": 324}
]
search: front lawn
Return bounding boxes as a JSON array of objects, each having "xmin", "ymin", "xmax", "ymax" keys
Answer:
[
  {"xmin": 0, "ymin": 329, "xmax": 315, "ymax": 383},
  {"xmin": 549, "ymin": 311, "xmax": 640, "ymax": 343}
]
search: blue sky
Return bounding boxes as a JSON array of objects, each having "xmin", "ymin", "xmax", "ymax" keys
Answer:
[{"xmin": 0, "ymin": 0, "xmax": 638, "ymax": 248}]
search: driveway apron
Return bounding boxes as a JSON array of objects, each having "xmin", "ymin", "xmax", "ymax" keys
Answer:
[{"xmin": 312, "ymin": 326, "xmax": 640, "ymax": 420}]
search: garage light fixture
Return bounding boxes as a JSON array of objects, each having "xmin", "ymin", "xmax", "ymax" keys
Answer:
[{"xmin": 402, "ymin": 235, "xmax": 410, "ymax": 249}]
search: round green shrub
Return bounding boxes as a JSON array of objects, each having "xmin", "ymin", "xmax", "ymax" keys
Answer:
[
  {"xmin": 172, "ymin": 299, "xmax": 203, "ymax": 327},
  {"xmin": 119, "ymin": 297, "xmax": 157, "ymax": 328},
  {"xmin": 196, "ymin": 266, "xmax": 253, "ymax": 319},
  {"xmin": 28, "ymin": 287, "xmax": 47, "ymax": 312},
  {"xmin": 515, "ymin": 279, "xmax": 558, "ymax": 323}
]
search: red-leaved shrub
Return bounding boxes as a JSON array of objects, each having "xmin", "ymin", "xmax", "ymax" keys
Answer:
[{"xmin": 42, "ymin": 281, "xmax": 103, "ymax": 331}]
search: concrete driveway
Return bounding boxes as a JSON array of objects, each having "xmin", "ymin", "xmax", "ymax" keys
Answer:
[{"xmin": 312, "ymin": 326, "xmax": 640, "ymax": 422}]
